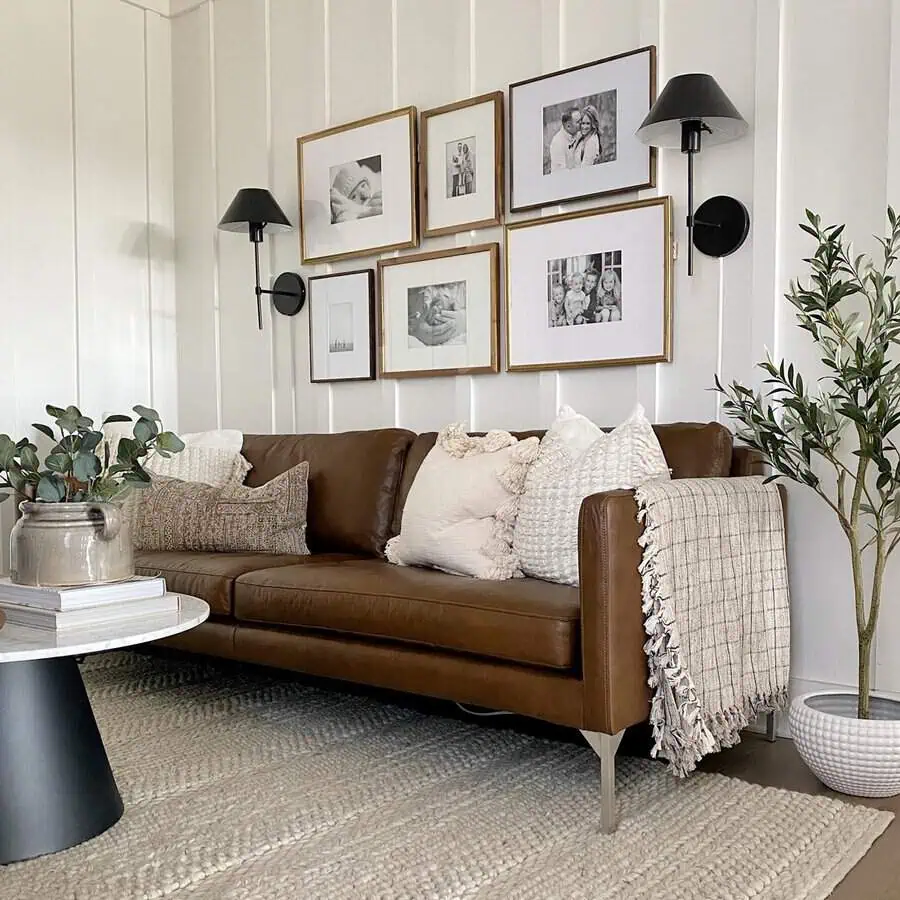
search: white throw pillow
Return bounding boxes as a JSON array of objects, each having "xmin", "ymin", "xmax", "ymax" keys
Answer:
[
  {"xmin": 385, "ymin": 425, "xmax": 539, "ymax": 580},
  {"xmin": 513, "ymin": 404, "xmax": 670, "ymax": 586},
  {"xmin": 103, "ymin": 426, "xmax": 250, "ymax": 488}
]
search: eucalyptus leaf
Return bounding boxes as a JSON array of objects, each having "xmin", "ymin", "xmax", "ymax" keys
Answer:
[
  {"xmin": 72, "ymin": 452, "xmax": 101, "ymax": 483},
  {"xmin": 132, "ymin": 404, "xmax": 160, "ymax": 422},
  {"xmin": 45, "ymin": 454, "xmax": 70, "ymax": 474},
  {"xmin": 32, "ymin": 423, "xmax": 55, "ymax": 440},
  {"xmin": 133, "ymin": 419, "xmax": 153, "ymax": 444},
  {"xmin": 36, "ymin": 475, "xmax": 65, "ymax": 502}
]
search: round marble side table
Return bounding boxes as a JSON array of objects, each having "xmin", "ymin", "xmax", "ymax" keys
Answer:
[{"xmin": 0, "ymin": 594, "xmax": 209, "ymax": 865}]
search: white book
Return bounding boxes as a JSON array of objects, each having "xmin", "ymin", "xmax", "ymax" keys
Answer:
[
  {"xmin": 0, "ymin": 593, "xmax": 180, "ymax": 632},
  {"xmin": 0, "ymin": 575, "xmax": 167, "ymax": 611}
]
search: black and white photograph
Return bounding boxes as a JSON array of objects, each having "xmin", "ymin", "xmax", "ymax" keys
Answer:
[
  {"xmin": 327, "ymin": 301, "xmax": 355, "ymax": 352},
  {"xmin": 509, "ymin": 47, "xmax": 656, "ymax": 212},
  {"xmin": 445, "ymin": 138, "xmax": 476, "ymax": 197},
  {"xmin": 420, "ymin": 92, "xmax": 504, "ymax": 238},
  {"xmin": 378, "ymin": 243, "xmax": 499, "ymax": 378},
  {"xmin": 547, "ymin": 251, "xmax": 622, "ymax": 327},
  {"xmin": 329, "ymin": 155, "xmax": 383, "ymax": 223},
  {"xmin": 542, "ymin": 90, "xmax": 616, "ymax": 174},
  {"xmin": 308, "ymin": 270, "xmax": 376, "ymax": 383},
  {"xmin": 407, "ymin": 280, "xmax": 467, "ymax": 348},
  {"xmin": 298, "ymin": 107, "xmax": 417, "ymax": 264},
  {"xmin": 505, "ymin": 198, "xmax": 671, "ymax": 371}
]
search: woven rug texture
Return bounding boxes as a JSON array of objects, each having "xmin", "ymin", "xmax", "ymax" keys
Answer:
[{"xmin": 3, "ymin": 651, "xmax": 892, "ymax": 900}]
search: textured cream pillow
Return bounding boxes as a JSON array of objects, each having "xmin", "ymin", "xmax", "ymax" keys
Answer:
[
  {"xmin": 104, "ymin": 426, "xmax": 250, "ymax": 488},
  {"xmin": 513, "ymin": 404, "xmax": 670, "ymax": 585},
  {"xmin": 132, "ymin": 462, "xmax": 310, "ymax": 555},
  {"xmin": 386, "ymin": 425, "xmax": 539, "ymax": 580}
]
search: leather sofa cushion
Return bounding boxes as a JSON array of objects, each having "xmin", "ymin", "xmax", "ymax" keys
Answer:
[
  {"xmin": 392, "ymin": 424, "xmax": 732, "ymax": 535},
  {"xmin": 135, "ymin": 550, "xmax": 359, "ymax": 616},
  {"xmin": 242, "ymin": 430, "xmax": 415, "ymax": 556},
  {"xmin": 234, "ymin": 560, "xmax": 580, "ymax": 670}
]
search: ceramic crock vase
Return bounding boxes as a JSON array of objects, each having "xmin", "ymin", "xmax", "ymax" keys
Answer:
[
  {"xmin": 789, "ymin": 692, "xmax": 900, "ymax": 797},
  {"xmin": 9, "ymin": 501, "xmax": 133, "ymax": 587}
]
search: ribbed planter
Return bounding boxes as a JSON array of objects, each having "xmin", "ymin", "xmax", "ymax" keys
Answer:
[{"xmin": 789, "ymin": 692, "xmax": 900, "ymax": 797}]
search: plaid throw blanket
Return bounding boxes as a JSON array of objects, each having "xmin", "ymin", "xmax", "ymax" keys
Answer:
[{"xmin": 635, "ymin": 476, "xmax": 790, "ymax": 776}]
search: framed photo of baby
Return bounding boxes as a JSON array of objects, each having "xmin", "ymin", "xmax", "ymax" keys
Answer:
[
  {"xmin": 420, "ymin": 92, "xmax": 504, "ymax": 239},
  {"xmin": 378, "ymin": 244, "xmax": 500, "ymax": 378},
  {"xmin": 505, "ymin": 197, "xmax": 672, "ymax": 372},
  {"xmin": 298, "ymin": 107, "xmax": 418, "ymax": 264},
  {"xmin": 509, "ymin": 47, "xmax": 656, "ymax": 212}
]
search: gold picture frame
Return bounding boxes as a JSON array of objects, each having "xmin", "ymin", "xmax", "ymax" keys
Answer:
[
  {"xmin": 297, "ymin": 107, "xmax": 418, "ymax": 265},
  {"xmin": 504, "ymin": 196, "xmax": 673, "ymax": 372},
  {"xmin": 420, "ymin": 91, "xmax": 504, "ymax": 238},
  {"xmin": 378, "ymin": 243, "xmax": 500, "ymax": 379}
]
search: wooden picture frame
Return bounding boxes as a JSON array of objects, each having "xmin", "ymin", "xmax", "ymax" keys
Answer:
[
  {"xmin": 420, "ymin": 91, "xmax": 504, "ymax": 238},
  {"xmin": 297, "ymin": 107, "xmax": 418, "ymax": 265},
  {"xmin": 505, "ymin": 196, "xmax": 673, "ymax": 371},
  {"xmin": 308, "ymin": 269, "xmax": 376, "ymax": 383},
  {"xmin": 509, "ymin": 46, "xmax": 657, "ymax": 212},
  {"xmin": 377, "ymin": 243, "xmax": 500, "ymax": 379}
]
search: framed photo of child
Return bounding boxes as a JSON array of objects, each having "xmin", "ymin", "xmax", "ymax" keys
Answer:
[
  {"xmin": 308, "ymin": 269, "xmax": 376, "ymax": 383},
  {"xmin": 298, "ymin": 107, "xmax": 418, "ymax": 264},
  {"xmin": 420, "ymin": 92, "xmax": 504, "ymax": 238},
  {"xmin": 509, "ymin": 46, "xmax": 656, "ymax": 212},
  {"xmin": 377, "ymin": 244, "xmax": 500, "ymax": 378},
  {"xmin": 505, "ymin": 197, "xmax": 673, "ymax": 371}
]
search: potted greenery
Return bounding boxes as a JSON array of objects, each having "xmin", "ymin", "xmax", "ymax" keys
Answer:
[
  {"xmin": 0, "ymin": 404, "xmax": 183, "ymax": 588},
  {"xmin": 716, "ymin": 208, "xmax": 900, "ymax": 796}
]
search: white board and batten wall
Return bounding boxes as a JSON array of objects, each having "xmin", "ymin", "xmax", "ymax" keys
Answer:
[{"xmin": 0, "ymin": 0, "xmax": 176, "ymax": 569}]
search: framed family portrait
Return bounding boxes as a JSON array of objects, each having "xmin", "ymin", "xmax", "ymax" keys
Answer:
[
  {"xmin": 297, "ymin": 107, "xmax": 418, "ymax": 264},
  {"xmin": 308, "ymin": 270, "xmax": 376, "ymax": 383},
  {"xmin": 505, "ymin": 196, "xmax": 672, "ymax": 371},
  {"xmin": 378, "ymin": 243, "xmax": 500, "ymax": 378},
  {"xmin": 420, "ymin": 91, "xmax": 504, "ymax": 238},
  {"xmin": 509, "ymin": 46, "xmax": 656, "ymax": 212}
]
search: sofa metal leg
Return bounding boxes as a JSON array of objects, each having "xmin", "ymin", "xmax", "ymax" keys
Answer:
[
  {"xmin": 765, "ymin": 711, "xmax": 777, "ymax": 742},
  {"xmin": 580, "ymin": 729, "xmax": 625, "ymax": 834}
]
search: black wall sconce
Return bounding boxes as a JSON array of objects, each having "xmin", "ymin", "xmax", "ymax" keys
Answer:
[
  {"xmin": 218, "ymin": 188, "xmax": 306, "ymax": 329},
  {"xmin": 636, "ymin": 74, "xmax": 749, "ymax": 275}
]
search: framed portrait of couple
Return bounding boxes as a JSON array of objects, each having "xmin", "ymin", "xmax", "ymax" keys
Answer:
[
  {"xmin": 297, "ymin": 107, "xmax": 418, "ymax": 265},
  {"xmin": 509, "ymin": 46, "xmax": 656, "ymax": 212},
  {"xmin": 378, "ymin": 243, "xmax": 499, "ymax": 379}
]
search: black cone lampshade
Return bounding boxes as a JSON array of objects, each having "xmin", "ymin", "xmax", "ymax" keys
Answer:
[
  {"xmin": 636, "ymin": 74, "xmax": 749, "ymax": 275},
  {"xmin": 217, "ymin": 188, "xmax": 304, "ymax": 330},
  {"xmin": 218, "ymin": 188, "xmax": 292, "ymax": 233}
]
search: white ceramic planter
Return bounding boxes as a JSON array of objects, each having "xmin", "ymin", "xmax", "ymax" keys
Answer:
[{"xmin": 789, "ymin": 692, "xmax": 900, "ymax": 797}]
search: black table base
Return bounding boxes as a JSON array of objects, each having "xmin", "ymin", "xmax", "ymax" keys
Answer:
[{"xmin": 0, "ymin": 656, "xmax": 123, "ymax": 864}]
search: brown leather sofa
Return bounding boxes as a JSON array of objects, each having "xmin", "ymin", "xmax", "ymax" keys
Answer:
[{"xmin": 138, "ymin": 423, "xmax": 761, "ymax": 830}]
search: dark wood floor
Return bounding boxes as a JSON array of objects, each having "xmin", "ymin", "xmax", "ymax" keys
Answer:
[{"xmin": 701, "ymin": 735, "xmax": 900, "ymax": 900}]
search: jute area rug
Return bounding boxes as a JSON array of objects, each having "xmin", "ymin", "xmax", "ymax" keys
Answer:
[{"xmin": 5, "ymin": 652, "xmax": 891, "ymax": 900}]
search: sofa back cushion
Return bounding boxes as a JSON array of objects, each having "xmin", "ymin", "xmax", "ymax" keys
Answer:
[
  {"xmin": 391, "ymin": 422, "xmax": 733, "ymax": 536},
  {"xmin": 242, "ymin": 429, "xmax": 415, "ymax": 556}
]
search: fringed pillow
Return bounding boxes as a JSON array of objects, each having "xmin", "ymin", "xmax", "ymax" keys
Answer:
[{"xmin": 385, "ymin": 425, "xmax": 539, "ymax": 580}]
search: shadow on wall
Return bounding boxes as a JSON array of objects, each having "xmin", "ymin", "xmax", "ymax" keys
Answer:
[{"xmin": 120, "ymin": 222, "xmax": 175, "ymax": 262}]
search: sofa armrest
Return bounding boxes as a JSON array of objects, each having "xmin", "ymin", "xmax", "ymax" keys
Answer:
[{"xmin": 577, "ymin": 489, "xmax": 650, "ymax": 734}]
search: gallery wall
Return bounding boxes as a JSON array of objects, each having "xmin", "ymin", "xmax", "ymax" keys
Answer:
[
  {"xmin": 0, "ymin": 0, "xmax": 176, "ymax": 570},
  {"xmin": 170, "ymin": 0, "xmax": 900, "ymax": 708}
]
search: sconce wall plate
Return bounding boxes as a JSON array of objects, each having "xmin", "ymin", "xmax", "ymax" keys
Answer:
[
  {"xmin": 272, "ymin": 272, "xmax": 306, "ymax": 317},
  {"xmin": 693, "ymin": 195, "xmax": 750, "ymax": 259}
]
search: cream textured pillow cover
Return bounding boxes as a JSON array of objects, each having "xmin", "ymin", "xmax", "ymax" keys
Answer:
[
  {"xmin": 385, "ymin": 425, "xmax": 539, "ymax": 580},
  {"xmin": 104, "ymin": 426, "xmax": 250, "ymax": 488},
  {"xmin": 513, "ymin": 404, "xmax": 670, "ymax": 586},
  {"xmin": 132, "ymin": 461, "xmax": 310, "ymax": 555}
]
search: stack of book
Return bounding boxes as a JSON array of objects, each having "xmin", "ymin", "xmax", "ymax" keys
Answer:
[{"xmin": 0, "ymin": 576, "xmax": 177, "ymax": 632}]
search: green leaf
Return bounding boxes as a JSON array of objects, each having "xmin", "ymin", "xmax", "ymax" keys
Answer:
[
  {"xmin": 72, "ymin": 452, "xmax": 101, "ymax": 483},
  {"xmin": 45, "ymin": 405, "xmax": 66, "ymax": 418},
  {"xmin": 133, "ymin": 418, "xmax": 154, "ymax": 444},
  {"xmin": 36, "ymin": 474, "xmax": 66, "ymax": 502},
  {"xmin": 116, "ymin": 437, "xmax": 139, "ymax": 464},
  {"xmin": 80, "ymin": 431, "xmax": 103, "ymax": 453},
  {"xmin": 45, "ymin": 453, "xmax": 71, "ymax": 473},
  {"xmin": 19, "ymin": 446, "xmax": 40, "ymax": 472},
  {"xmin": 31, "ymin": 423, "xmax": 55, "ymax": 440},
  {"xmin": 75, "ymin": 416, "xmax": 94, "ymax": 430},
  {"xmin": 102, "ymin": 414, "xmax": 132, "ymax": 425},
  {"xmin": 155, "ymin": 431, "xmax": 185, "ymax": 453},
  {"xmin": 132, "ymin": 404, "xmax": 160, "ymax": 422}
]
